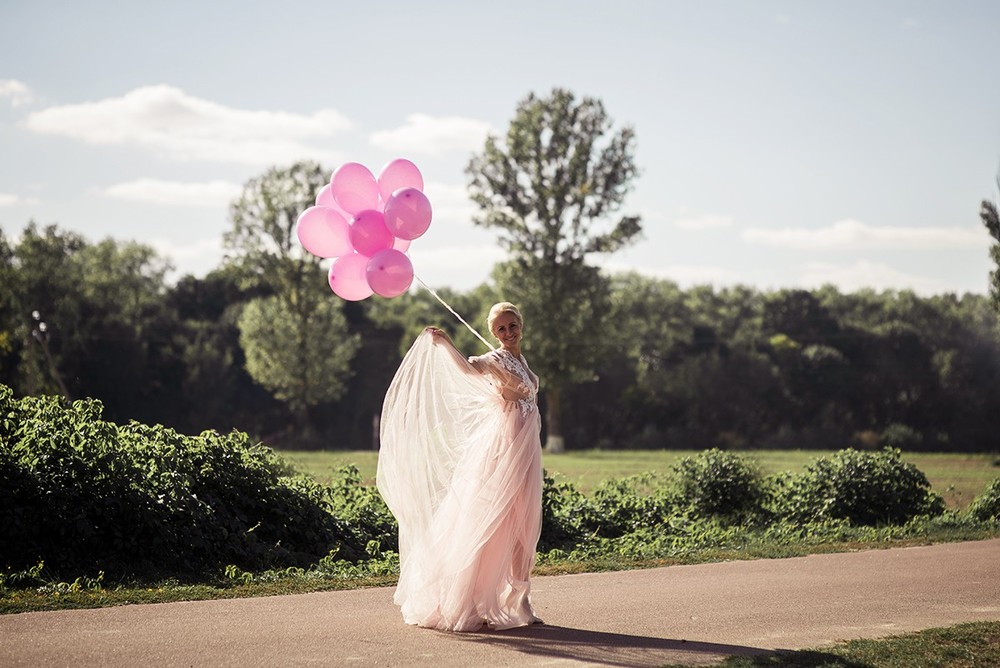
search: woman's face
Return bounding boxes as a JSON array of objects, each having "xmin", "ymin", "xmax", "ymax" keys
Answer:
[{"xmin": 492, "ymin": 312, "xmax": 522, "ymax": 349}]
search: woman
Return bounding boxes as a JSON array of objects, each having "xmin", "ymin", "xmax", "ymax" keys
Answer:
[{"xmin": 376, "ymin": 302, "xmax": 543, "ymax": 632}]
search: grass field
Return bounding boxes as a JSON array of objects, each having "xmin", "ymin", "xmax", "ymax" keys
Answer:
[{"xmin": 279, "ymin": 448, "xmax": 1000, "ymax": 510}]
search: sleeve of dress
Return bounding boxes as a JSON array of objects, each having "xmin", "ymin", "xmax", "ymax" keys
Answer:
[{"xmin": 376, "ymin": 330, "xmax": 505, "ymax": 537}]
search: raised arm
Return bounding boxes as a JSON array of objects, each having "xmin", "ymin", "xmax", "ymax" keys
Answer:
[{"xmin": 425, "ymin": 327, "xmax": 482, "ymax": 376}]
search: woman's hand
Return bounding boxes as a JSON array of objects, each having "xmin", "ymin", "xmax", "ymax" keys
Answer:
[{"xmin": 425, "ymin": 326, "xmax": 452, "ymax": 346}]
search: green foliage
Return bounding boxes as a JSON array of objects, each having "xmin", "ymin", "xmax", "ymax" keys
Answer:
[
  {"xmin": 672, "ymin": 449, "xmax": 767, "ymax": 521},
  {"xmin": 1, "ymin": 223, "xmax": 174, "ymax": 418},
  {"xmin": 223, "ymin": 162, "xmax": 364, "ymax": 440},
  {"xmin": 3, "ymin": 404, "xmax": 999, "ymax": 599},
  {"xmin": 539, "ymin": 471, "xmax": 598, "ymax": 551},
  {"xmin": 466, "ymin": 88, "xmax": 641, "ymax": 447},
  {"xmin": 0, "ymin": 384, "xmax": 366, "ymax": 580},
  {"xmin": 969, "ymin": 478, "xmax": 1000, "ymax": 522},
  {"xmin": 324, "ymin": 465, "xmax": 398, "ymax": 552},
  {"xmin": 880, "ymin": 423, "xmax": 924, "ymax": 450},
  {"xmin": 224, "ymin": 161, "xmax": 329, "ymax": 294},
  {"xmin": 237, "ymin": 294, "xmax": 360, "ymax": 414},
  {"xmin": 6, "ymin": 214, "xmax": 1000, "ymax": 454},
  {"xmin": 779, "ymin": 448, "xmax": 946, "ymax": 526},
  {"xmin": 981, "ymin": 197, "xmax": 1000, "ymax": 315}
]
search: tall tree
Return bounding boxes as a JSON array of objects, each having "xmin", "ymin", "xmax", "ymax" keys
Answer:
[
  {"xmin": 981, "ymin": 186, "xmax": 1000, "ymax": 314},
  {"xmin": 224, "ymin": 162, "xmax": 360, "ymax": 443},
  {"xmin": 467, "ymin": 88, "xmax": 641, "ymax": 451}
]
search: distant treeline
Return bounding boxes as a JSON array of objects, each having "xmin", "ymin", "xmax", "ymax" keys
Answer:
[{"xmin": 2, "ymin": 222, "xmax": 999, "ymax": 452}]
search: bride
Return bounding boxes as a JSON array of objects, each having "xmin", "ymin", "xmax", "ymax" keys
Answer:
[{"xmin": 377, "ymin": 302, "xmax": 544, "ymax": 632}]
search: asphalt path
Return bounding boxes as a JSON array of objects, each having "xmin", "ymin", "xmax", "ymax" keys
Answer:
[{"xmin": 2, "ymin": 539, "xmax": 999, "ymax": 667}]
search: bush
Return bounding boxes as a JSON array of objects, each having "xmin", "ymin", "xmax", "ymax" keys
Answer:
[
  {"xmin": 539, "ymin": 472, "xmax": 597, "ymax": 552},
  {"xmin": 0, "ymin": 385, "xmax": 366, "ymax": 580},
  {"xmin": 969, "ymin": 479, "xmax": 1000, "ymax": 522},
  {"xmin": 672, "ymin": 449, "xmax": 767, "ymax": 521},
  {"xmin": 780, "ymin": 447, "xmax": 945, "ymax": 526},
  {"xmin": 589, "ymin": 473, "xmax": 675, "ymax": 538},
  {"xmin": 325, "ymin": 465, "xmax": 398, "ymax": 552}
]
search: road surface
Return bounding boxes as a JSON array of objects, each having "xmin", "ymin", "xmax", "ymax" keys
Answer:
[{"xmin": 2, "ymin": 539, "xmax": 998, "ymax": 667}]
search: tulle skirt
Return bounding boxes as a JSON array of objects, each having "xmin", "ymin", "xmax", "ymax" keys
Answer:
[{"xmin": 377, "ymin": 332, "xmax": 543, "ymax": 631}]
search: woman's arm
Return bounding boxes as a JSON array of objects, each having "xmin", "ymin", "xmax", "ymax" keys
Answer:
[{"xmin": 426, "ymin": 327, "xmax": 483, "ymax": 376}]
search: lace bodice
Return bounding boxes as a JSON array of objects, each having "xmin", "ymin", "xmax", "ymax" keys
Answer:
[{"xmin": 469, "ymin": 349, "xmax": 539, "ymax": 416}]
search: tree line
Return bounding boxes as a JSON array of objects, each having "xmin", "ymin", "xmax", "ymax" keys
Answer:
[
  {"xmin": 2, "ymin": 88, "xmax": 998, "ymax": 453},
  {"xmin": 1, "ymin": 219, "xmax": 998, "ymax": 452}
]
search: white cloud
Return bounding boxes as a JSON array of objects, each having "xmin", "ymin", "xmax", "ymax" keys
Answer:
[
  {"xmin": 23, "ymin": 85, "xmax": 351, "ymax": 165},
  {"xmin": 674, "ymin": 213, "xmax": 733, "ymax": 230},
  {"xmin": 797, "ymin": 260, "xmax": 945, "ymax": 295},
  {"xmin": 148, "ymin": 237, "xmax": 225, "ymax": 280},
  {"xmin": 743, "ymin": 219, "xmax": 988, "ymax": 250},
  {"xmin": 0, "ymin": 79, "xmax": 32, "ymax": 107},
  {"xmin": 150, "ymin": 236, "xmax": 223, "ymax": 261},
  {"xmin": 101, "ymin": 179, "xmax": 242, "ymax": 207},
  {"xmin": 370, "ymin": 114, "xmax": 493, "ymax": 155},
  {"xmin": 0, "ymin": 192, "xmax": 39, "ymax": 206},
  {"xmin": 773, "ymin": 14, "xmax": 791, "ymax": 24},
  {"xmin": 423, "ymin": 180, "xmax": 475, "ymax": 227}
]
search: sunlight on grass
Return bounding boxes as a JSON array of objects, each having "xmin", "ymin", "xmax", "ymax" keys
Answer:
[{"xmin": 279, "ymin": 448, "xmax": 1000, "ymax": 509}]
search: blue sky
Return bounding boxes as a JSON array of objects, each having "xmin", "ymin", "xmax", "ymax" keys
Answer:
[{"xmin": 2, "ymin": 0, "xmax": 999, "ymax": 295}]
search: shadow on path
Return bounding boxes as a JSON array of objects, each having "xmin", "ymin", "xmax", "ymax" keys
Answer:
[{"xmin": 451, "ymin": 623, "xmax": 773, "ymax": 667}]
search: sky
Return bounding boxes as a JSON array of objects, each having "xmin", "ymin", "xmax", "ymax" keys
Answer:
[{"xmin": 2, "ymin": 0, "xmax": 999, "ymax": 296}]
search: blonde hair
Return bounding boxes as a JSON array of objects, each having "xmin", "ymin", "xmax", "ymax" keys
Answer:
[{"xmin": 487, "ymin": 302, "xmax": 523, "ymax": 338}]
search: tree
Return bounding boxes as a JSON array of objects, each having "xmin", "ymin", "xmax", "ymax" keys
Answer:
[
  {"xmin": 981, "ymin": 190, "xmax": 1000, "ymax": 314},
  {"xmin": 0, "ymin": 230, "xmax": 18, "ymax": 387},
  {"xmin": 4, "ymin": 223, "xmax": 173, "ymax": 419},
  {"xmin": 466, "ymin": 88, "xmax": 641, "ymax": 452},
  {"xmin": 224, "ymin": 162, "xmax": 360, "ymax": 443},
  {"xmin": 237, "ymin": 294, "xmax": 358, "ymax": 420}
]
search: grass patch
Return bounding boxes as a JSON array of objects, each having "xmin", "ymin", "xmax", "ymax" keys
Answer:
[
  {"xmin": 682, "ymin": 620, "xmax": 1000, "ymax": 667},
  {"xmin": 4, "ymin": 525, "xmax": 996, "ymax": 615},
  {"xmin": 0, "ymin": 575, "xmax": 396, "ymax": 615},
  {"xmin": 279, "ymin": 449, "xmax": 999, "ymax": 509}
]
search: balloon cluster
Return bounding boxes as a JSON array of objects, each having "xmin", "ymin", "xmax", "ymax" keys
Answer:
[{"xmin": 296, "ymin": 158, "xmax": 432, "ymax": 300}]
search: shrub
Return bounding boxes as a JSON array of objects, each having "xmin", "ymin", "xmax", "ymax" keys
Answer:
[
  {"xmin": 672, "ymin": 449, "xmax": 767, "ymax": 521},
  {"xmin": 539, "ymin": 472, "xmax": 598, "ymax": 552},
  {"xmin": 780, "ymin": 447, "xmax": 945, "ymax": 526},
  {"xmin": 325, "ymin": 465, "xmax": 398, "ymax": 551},
  {"xmin": 0, "ymin": 385, "xmax": 366, "ymax": 580},
  {"xmin": 589, "ymin": 473, "xmax": 675, "ymax": 538},
  {"xmin": 969, "ymin": 479, "xmax": 1000, "ymax": 522}
]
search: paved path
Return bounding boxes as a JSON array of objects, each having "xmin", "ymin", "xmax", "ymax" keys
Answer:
[{"xmin": 2, "ymin": 539, "xmax": 999, "ymax": 667}]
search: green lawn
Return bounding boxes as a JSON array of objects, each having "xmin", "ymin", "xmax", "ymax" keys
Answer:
[{"xmin": 279, "ymin": 448, "xmax": 1000, "ymax": 510}]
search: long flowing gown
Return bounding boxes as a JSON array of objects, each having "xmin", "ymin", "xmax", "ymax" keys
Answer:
[{"xmin": 376, "ymin": 330, "xmax": 543, "ymax": 632}]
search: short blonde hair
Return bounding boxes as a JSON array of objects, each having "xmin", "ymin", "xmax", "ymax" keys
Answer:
[{"xmin": 487, "ymin": 302, "xmax": 523, "ymax": 337}]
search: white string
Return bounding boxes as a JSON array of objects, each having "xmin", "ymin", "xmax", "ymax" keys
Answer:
[{"xmin": 415, "ymin": 275, "xmax": 495, "ymax": 352}]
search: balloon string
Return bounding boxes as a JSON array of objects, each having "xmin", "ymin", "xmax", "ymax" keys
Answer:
[{"xmin": 415, "ymin": 275, "xmax": 495, "ymax": 352}]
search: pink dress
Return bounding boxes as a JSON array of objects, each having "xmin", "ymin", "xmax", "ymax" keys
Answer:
[{"xmin": 377, "ymin": 330, "xmax": 543, "ymax": 632}]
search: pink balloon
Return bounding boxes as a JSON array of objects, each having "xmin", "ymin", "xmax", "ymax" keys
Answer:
[
  {"xmin": 349, "ymin": 210, "xmax": 393, "ymax": 257},
  {"xmin": 315, "ymin": 183, "xmax": 337, "ymax": 207},
  {"xmin": 377, "ymin": 158, "xmax": 424, "ymax": 202},
  {"xmin": 391, "ymin": 235, "xmax": 412, "ymax": 253},
  {"xmin": 384, "ymin": 187, "xmax": 433, "ymax": 240},
  {"xmin": 296, "ymin": 206, "xmax": 352, "ymax": 258},
  {"xmin": 366, "ymin": 249, "xmax": 414, "ymax": 298},
  {"xmin": 331, "ymin": 162, "xmax": 379, "ymax": 215},
  {"xmin": 328, "ymin": 253, "xmax": 373, "ymax": 301}
]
